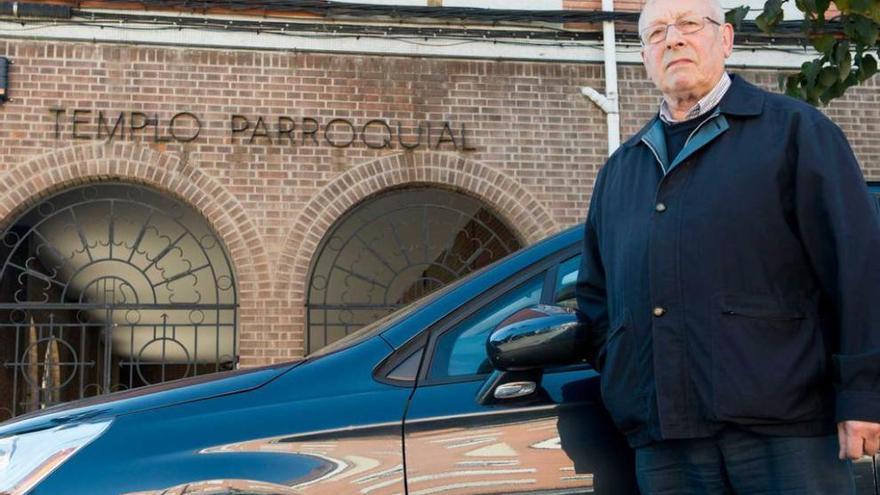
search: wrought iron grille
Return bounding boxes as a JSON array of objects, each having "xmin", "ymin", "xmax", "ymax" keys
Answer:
[
  {"xmin": 0, "ymin": 183, "xmax": 237, "ymax": 420},
  {"xmin": 306, "ymin": 188, "xmax": 521, "ymax": 353}
]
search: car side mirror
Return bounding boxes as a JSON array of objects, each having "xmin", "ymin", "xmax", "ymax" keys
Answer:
[
  {"xmin": 476, "ymin": 305, "xmax": 589, "ymax": 405},
  {"xmin": 487, "ymin": 304, "xmax": 589, "ymax": 371}
]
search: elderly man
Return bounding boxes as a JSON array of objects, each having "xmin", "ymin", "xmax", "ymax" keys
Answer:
[{"xmin": 575, "ymin": 0, "xmax": 880, "ymax": 492}]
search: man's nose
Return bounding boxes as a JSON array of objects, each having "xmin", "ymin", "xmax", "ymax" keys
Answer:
[{"xmin": 664, "ymin": 27, "xmax": 687, "ymax": 48}]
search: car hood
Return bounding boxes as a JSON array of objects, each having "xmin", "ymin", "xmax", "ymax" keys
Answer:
[{"xmin": 0, "ymin": 360, "xmax": 300, "ymax": 437}]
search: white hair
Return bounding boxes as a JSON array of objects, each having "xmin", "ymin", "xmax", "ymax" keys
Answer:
[{"xmin": 638, "ymin": 0, "xmax": 725, "ymax": 32}]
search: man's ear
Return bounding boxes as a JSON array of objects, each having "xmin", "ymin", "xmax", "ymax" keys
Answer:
[{"xmin": 722, "ymin": 23, "xmax": 735, "ymax": 58}]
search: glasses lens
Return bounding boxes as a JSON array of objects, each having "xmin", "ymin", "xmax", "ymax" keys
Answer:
[
  {"xmin": 676, "ymin": 18, "xmax": 705, "ymax": 34},
  {"xmin": 646, "ymin": 27, "xmax": 666, "ymax": 44},
  {"xmin": 643, "ymin": 17, "xmax": 710, "ymax": 44}
]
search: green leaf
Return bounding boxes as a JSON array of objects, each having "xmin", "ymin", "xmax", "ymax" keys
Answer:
[
  {"xmin": 850, "ymin": 0, "xmax": 871, "ymax": 13},
  {"xmin": 855, "ymin": 17, "xmax": 879, "ymax": 46},
  {"xmin": 869, "ymin": 4, "xmax": 880, "ymax": 24},
  {"xmin": 725, "ymin": 6, "xmax": 750, "ymax": 30},
  {"xmin": 832, "ymin": 40, "xmax": 851, "ymax": 64},
  {"xmin": 809, "ymin": 0, "xmax": 831, "ymax": 29},
  {"xmin": 803, "ymin": 59, "xmax": 823, "ymax": 86},
  {"xmin": 756, "ymin": 0, "xmax": 785, "ymax": 33},
  {"xmin": 839, "ymin": 49, "xmax": 853, "ymax": 81},
  {"xmin": 795, "ymin": 0, "xmax": 816, "ymax": 16},
  {"xmin": 786, "ymin": 73, "xmax": 803, "ymax": 90},
  {"xmin": 821, "ymin": 79, "xmax": 850, "ymax": 104},
  {"xmin": 859, "ymin": 53, "xmax": 878, "ymax": 80},
  {"xmin": 811, "ymin": 34, "xmax": 836, "ymax": 53},
  {"xmin": 843, "ymin": 14, "xmax": 879, "ymax": 46},
  {"xmin": 846, "ymin": 71, "xmax": 860, "ymax": 85},
  {"xmin": 819, "ymin": 89, "xmax": 836, "ymax": 104},
  {"xmin": 806, "ymin": 89, "xmax": 821, "ymax": 105},
  {"xmin": 784, "ymin": 76, "xmax": 805, "ymax": 100},
  {"xmin": 818, "ymin": 66, "xmax": 839, "ymax": 86}
]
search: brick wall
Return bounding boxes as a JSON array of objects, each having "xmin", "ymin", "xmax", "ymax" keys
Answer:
[
  {"xmin": 564, "ymin": 0, "xmax": 643, "ymax": 11},
  {"xmin": 0, "ymin": 39, "xmax": 877, "ymax": 364}
]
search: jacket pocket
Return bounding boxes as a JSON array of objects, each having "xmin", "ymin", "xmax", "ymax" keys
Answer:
[
  {"xmin": 712, "ymin": 294, "xmax": 825, "ymax": 422},
  {"xmin": 599, "ymin": 310, "xmax": 647, "ymax": 434}
]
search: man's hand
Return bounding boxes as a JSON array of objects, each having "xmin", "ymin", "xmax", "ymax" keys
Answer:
[{"xmin": 838, "ymin": 420, "xmax": 880, "ymax": 460}]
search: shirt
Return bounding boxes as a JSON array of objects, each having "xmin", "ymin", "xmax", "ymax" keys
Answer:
[{"xmin": 659, "ymin": 72, "xmax": 731, "ymax": 124}]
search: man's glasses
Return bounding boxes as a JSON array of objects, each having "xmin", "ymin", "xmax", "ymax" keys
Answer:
[{"xmin": 640, "ymin": 17, "xmax": 722, "ymax": 45}]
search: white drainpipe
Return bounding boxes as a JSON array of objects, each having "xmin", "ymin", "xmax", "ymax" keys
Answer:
[{"xmin": 581, "ymin": 0, "xmax": 621, "ymax": 156}]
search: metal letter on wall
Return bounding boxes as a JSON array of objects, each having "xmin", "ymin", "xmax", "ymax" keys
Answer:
[
  {"xmin": 0, "ymin": 184, "xmax": 238, "ymax": 420},
  {"xmin": 306, "ymin": 188, "xmax": 521, "ymax": 354}
]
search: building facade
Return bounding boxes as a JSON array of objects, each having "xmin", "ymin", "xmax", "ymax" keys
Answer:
[{"xmin": 0, "ymin": 0, "xmax": 878, "ymax": 419}]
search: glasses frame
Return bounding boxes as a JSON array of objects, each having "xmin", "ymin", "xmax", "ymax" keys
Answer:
[{"xmin": 640, "ymin": 16, "xmax": 722, "ymax": 46}]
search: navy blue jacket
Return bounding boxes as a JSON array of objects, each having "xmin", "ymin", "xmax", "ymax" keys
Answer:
[{"xmin": 576, "ymin": 74, "xmax": 880, "ymax": 447}]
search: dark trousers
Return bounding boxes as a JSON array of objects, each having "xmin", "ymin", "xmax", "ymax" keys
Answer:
[{"xmin": 635, "ymin": 428, "xmax": 855, "ymax": 495}]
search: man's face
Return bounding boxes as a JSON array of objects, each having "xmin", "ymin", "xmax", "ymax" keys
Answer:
[{"xmin": 639, "ymin": 0, "xmax": 734, "ymax": 99}]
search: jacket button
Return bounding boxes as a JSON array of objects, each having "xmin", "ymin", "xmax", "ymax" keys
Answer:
[
  {"xmin": 653, "ymin": 306, "xmax": 666, "ymax": 317},
  {"xmin": 655, "ymin": 203, "xmax": 667, "ymax": 213}
]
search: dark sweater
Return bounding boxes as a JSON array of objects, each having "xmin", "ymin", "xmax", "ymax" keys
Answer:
[{"xmin": 662, "ymin": 116, "xmax": 703, "ymax": 165}]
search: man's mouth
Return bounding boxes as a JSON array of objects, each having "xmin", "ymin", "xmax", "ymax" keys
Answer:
[{"xmin": 667, "ymin": 59, "xmax": 693, "ymax": 68}]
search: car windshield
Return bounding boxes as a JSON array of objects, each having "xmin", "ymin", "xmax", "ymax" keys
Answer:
[{"xmin": 307, "ymin": 258, "xmax": 498, "ymax": 359}]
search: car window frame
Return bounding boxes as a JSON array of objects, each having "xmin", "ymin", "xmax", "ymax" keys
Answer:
[{"xmin": 417, "ymin": 244, "xmax": 582, "ymax": 386}]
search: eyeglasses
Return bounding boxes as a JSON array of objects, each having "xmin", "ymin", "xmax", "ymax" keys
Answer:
[{"xmin": 640, "ymin": 16, "xmax": 722, "ymax": 45}]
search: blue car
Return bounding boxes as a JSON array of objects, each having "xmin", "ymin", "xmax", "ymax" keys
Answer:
[{"xmin": 0, "ymin": 225, "xmax": 875, "ymax": 495}]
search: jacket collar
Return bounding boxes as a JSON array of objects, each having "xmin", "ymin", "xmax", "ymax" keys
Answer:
[
  {"xmin": 640, "ymin": 108, "xmax": 730, "ymax": 174},
  {"xmin": 717, "ymin": 73, "xmax": 765, "ymax": 117},
  {"xmin": 625, "ymin": 73, "xmax": 764, "ymax": 148}
]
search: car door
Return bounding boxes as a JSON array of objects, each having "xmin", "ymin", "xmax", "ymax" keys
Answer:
[{"xmin": 402, "ymin": 248, "xmax": 637, "ymax": 495}]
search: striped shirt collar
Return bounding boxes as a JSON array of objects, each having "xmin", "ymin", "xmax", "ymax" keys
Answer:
[{"xmin": 659, "ymin": 72, "xmax": 731, "ymax": 124}]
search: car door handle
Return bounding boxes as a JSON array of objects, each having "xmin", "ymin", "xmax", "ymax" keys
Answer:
[{"xmin": 494, "ymin": 381, "xmax": 537, "ymax": 399}]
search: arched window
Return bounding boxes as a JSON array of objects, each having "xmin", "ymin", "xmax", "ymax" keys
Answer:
[
  {"xmin": 0, "ymin": 183, "xmax": 237, "ymax": 420},
  {"xmin": 306, "ymin": 187, "xmax": 522, "ymax": 353}
]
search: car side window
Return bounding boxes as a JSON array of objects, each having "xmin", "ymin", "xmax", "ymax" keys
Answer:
[
  {"xmin": 386, "ymin": 348, "xmax": 424, "ymax": 382},
  {"xmin": 428, "ymin": 275, "xmax": 544, "ymax": 379},
  {"xmin": 869, "ymin": 183, "xmax": 880, "ymax": 213},
  {"xmin": 554, "ymin": 255, "xmax": 581, "ymax": 308}
]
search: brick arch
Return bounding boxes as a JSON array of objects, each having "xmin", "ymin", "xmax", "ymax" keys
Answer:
[
  {"xmin": 0, "ymin": 143, "xmax": 272, "ymax": 366},
  {"xmin": 275, "ymin": 152, "xmax": 558, "ymax": 310}
]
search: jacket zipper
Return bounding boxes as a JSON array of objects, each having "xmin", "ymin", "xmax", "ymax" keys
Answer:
[
  {"xmin": 682, "ymin": 110, "xmax": 721, "ymax": 151},
  {"xmin": 641, "ymin": 138, "xmax": 667, "ymax": 174},
  {"xmin": 642, "ymin": 110, "xmax": 719, "ymax": 175}
]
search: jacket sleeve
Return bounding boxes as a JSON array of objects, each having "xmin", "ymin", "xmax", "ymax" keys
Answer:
[
  {"xmin": 576, "ymin": 166, "xmax": 610, "ymax": 372},
  {"xmin": 793, "ymin": 113, "xmax": 880, "ymax": 423}
]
